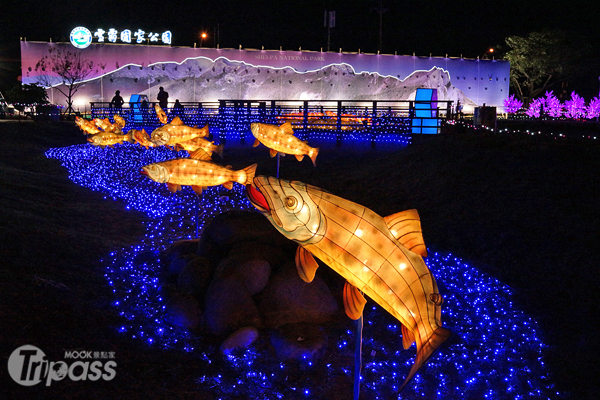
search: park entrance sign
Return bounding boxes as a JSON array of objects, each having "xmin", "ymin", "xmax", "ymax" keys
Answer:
[
  {"xmin": 70, "ymin": 26, "xmax": 172, "ymax": 48},
  {"xmin": 69, "ymin": 27, "xmax": 92, "ymax": 49}
]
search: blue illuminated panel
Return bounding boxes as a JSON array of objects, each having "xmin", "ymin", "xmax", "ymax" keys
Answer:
[{"xmin": 412, "ymin": 88, "xmax": 439, "ymax": 134}]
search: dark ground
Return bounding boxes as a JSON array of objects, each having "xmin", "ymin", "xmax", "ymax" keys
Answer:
[{"xmin": 0, "ymin": 119, "xmax": 599, "ymax": 399}]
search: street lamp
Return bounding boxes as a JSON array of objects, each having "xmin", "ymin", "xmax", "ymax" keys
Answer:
[
  {"xmin": 482, "ymin": 48, "xmax": 494, "ymax": 60},
  {"xmin": 200, "ymin": 32, "xmax": 207, "ymax": 48}
]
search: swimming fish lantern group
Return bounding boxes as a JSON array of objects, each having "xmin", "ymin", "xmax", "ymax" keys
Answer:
[
  {"xmin": 75, "ymin": 115, "xmax": 132, "ymax": 148},
  {"xmin": 247, "ymin": 176, "xmax": 450, "ymax": 390}
]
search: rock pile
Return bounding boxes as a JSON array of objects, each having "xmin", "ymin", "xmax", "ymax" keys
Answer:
[{"xmin": 161, "ymin": 210, "xmax": 346, "ymax": 361}]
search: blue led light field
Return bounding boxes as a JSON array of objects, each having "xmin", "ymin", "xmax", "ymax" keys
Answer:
[{"xmin": 45, "ymin": 142, "xmax": 562, "ymax": 399}]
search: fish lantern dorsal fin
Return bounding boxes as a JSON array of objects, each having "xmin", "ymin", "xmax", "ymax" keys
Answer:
[
  {"xmin": 171, "ymin": 116, "xmax": 184, "ymax": 126},
  {"xmin": 343, "ymin": 281, "xmax": 367, "ymax": 320},
  {"xmin": 280, "ymin": 122, "xmax": 295, "ymax": 135},
  {"xmin": 189, "ymin": 148, "xmax": 212, "ymax": 161},
  {"xmin": 295, "ymin": 246, "xmax": 319, "ymax": 282},
  {"xmin": 222, "ymin": 181, "xmax": 234, "ymax": 190},
  {"xmin": 167, "ymin": 183, "xmax": 180, "ymax": 193},
  {"xmin": 384, "ymin": 209, "xmax": 428, "ymax": 257},
  {"xmin": 401, "ymin": 324, "xmax": 416, "ymax": 349}
]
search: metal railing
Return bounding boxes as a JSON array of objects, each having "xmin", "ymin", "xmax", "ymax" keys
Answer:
[{"xmin": 90, "ymin": 99, "xmax": 453, "ymax": 144}]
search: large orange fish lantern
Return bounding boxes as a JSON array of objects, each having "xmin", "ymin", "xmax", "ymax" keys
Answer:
[
  {"xmin": 250, "ymin": 122, "xmax": 319, "ymax": 166},
  {"xmin": 75, "ymin": 115, "xmax": 124, "ymax": 135},
  {"xmin": 87, "ymin": 131, "xmax": 133, "ymax": 148},
  {"xmin": 247, "ymin": 176, "xmax": 450, "ymax": 391},
  {"xmin": 87, "ymin": 131, "xmax": 132, "ymax": 148},
  {"xmin": 75, "ymin": 116, "xmax": 101, "ymax": 135},
  {"xmin": 130, "ymin": 129, "xmax": 156, "ymax": 149},
  {"xmin": 141, "ymin": 149, "xmax": 257, "ymax": 194},
  {"xmin": 113, "ymin": 115, "xmax": 126, "ymax": 131},
  {"xmin": 176, "ymin": 136, "xmax": 224, "ymax": 158},
  {"xmin": 155, "ymin": 104, "xmax": 168, "ymax": 124},
  {"xmin": 75, "ymin": 115, "xmax": 130, "ymax": 147},
  {"xmin": 150, "ymin": 117, "xmax": 210, "ymax": 148},
  {"xmin": 94, "ymin": 117, "xmax": 123, "ymax": 133}
]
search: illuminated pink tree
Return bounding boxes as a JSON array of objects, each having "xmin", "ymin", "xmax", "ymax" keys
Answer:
[
  {"xmin": 543, "ymin": 91, "xmax": 563, "ymax": 118},
  {"xmin": 564, "ymin": 92, "xmax": 586, "ymax": 119},
  {"xmin": 525, "ymin": 97, "xmax": 544, "ymax": 118},
  {"xmin": 586, "ymin": 97, "xmax": 600, "ymax": 119},
  {"xmin": 503, "ymin": 94, "xmax": 523, "ymax": 114}
]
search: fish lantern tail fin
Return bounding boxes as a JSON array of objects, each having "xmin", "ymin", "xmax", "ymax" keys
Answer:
[
  {"xmin": 310, "ymin": 147, "xmax": 319, "ymax": 167},
  {"xmin": 399, "ymin": 326, "xmax": 451, "ymax": 392},
  {"xmin": 241, "ymin": 164, "xmax": 258, "ymax": 185},
  {"xmin": 201, "ymin": 124, "xmax": 210, "ymax": 137},
  {"xmin": 215, "ymin": 143, "xmax": 225, "ymax": 158}
]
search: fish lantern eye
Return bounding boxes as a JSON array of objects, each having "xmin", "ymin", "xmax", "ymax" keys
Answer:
[
  {"xmin": 284, "ymin": 196, "xmax": 298, "ymax": 209},
  {"xmin": 430, "ymin": 293, "xmax": 443, "ymax": 306}
]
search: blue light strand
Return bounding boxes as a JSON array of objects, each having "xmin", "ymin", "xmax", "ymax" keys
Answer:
[
  {"xmin": 93, "ymin": 105, "xmax": 414, "ymax": 147},
  {"xmin": 45, "ymin": 143, "xmax": 563, "ymax": 399}
]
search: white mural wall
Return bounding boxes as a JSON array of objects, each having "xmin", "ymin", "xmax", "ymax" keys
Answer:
[{"xmin": 21, "ymin": 41, "xmax": 510, "ymax": 112}]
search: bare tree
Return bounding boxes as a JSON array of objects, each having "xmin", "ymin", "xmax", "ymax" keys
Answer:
[{"xmin": 35, "ymin": 46, "xmax": 104, "ymax": 114}]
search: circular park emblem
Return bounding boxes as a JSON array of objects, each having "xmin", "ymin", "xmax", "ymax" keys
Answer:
[{"xmin": 70, "ymin": 27, "xmax": 92, "ymax": 49}]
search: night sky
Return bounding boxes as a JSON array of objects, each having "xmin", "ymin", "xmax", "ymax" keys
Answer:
[{"xmin": 1, "ymin": 0, "xmax": 599, "ymax": 92}]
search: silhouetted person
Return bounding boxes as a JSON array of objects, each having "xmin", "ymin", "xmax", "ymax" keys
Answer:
[
  {"xmin": 140, "ymin": 99, "xmax": 149, "ymax": 121},
  {"xmin": 157, "ymin": 87, "xmax": 169, "ymax": 111},
  {"xmin": 111, "ymin": 90, "xmax": 124, "ymax": 109},
  {"xmin": 173, "ymin": 99, "xmax": 184, "ymax": 117}
]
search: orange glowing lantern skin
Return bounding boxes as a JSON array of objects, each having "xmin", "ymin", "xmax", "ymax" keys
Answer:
[
  {"xmin": 250, "ymin": 122, "xmax": 319, "ymax": 166},
  {"xmin": 150, "ymin": 117, "xmax": 209, "ymax": 147},
  {"xmin": 247, "ymin": 176, "xmax": 450, "ymax": 390},
  {"xmin": 94, "ymin": 117, "xmax": 123, "ymax": 133},
  {"xmin": 130, "ymin": 129, "xmax": 156, "ymax": 149},
  {"xmin": 141, "ymin": 149, "xmax": 257, "ymax": 194},
  {"xmin": 75, "ymin": 116, "xmax": 101, "ymax": 135},
  {"xmin": 87, "ymin": 131, "xmax": 132, "ymax": 148},
  {"xmin": 176, "ymin": 136, "xmax": 224, "ymax": 158},
  {"xmin": 155, "ymin": 104, "xmax": 168, "ymax": 125}
]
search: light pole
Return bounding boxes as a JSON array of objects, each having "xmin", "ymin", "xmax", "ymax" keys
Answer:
[
  {"xmin": 200, "ymin": 32, "xmax": 207, "ymax": 48},
  {"xmin": 482, "ymin": 48, "xmax": 494, "ymax": 60}
]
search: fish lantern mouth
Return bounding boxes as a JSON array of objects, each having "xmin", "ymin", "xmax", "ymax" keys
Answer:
[
  {"xmin": 246, "ymin": 184, "xmax": 270, "ymax": 211},
  {"xmin": 140, "ymin": 169, "xmax": 148, "ymax": 176}
]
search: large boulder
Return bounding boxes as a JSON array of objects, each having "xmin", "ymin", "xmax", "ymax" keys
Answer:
[
  {"xmin": 227, "ymin": 240, "xmax": 293, "ymax": 269},
  {"xmin": 215, "ymin": 256, "xmax": 271, "ymax": 296},
  {"xmin": 196, "ymin": 230, "xmax": 228, "ymax": 265},
  {"xmin": 163, "ymin": 239, "xmax": 200, "ymax": 265},
  {"xmin": 163, "ymin": 294, "xmax": 202, "ymax": 330},
  {"xmin": 257, "ymin": 262, "xmax": 339, "ymax": 328},
  {"xmin": 219, "ymin": 326, "xmax": 260, "ymax": 354},
  {"xmin": 203, "ymin": 275, "xmax": 262, "ymax": 336},
  {"xmin": 177, "ymin": 256, "xmax": 215, "ymax": 299},
  {"xmin": 168, "ymin": 254, "xmax": 197, "ymax": 275},
  {"xmin": 270, "ymin": 323, "xmax": 327, "ymax": 362},
  {"xmin": 202, "ymin": 211, "xmax": 295, "ymax": 250},
  {"xmin": 159, "ymin": 283, "xmax": 179, "ymax": 303}
]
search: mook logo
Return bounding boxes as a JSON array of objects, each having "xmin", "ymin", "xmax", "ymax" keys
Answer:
[{"xmin": 7, "ymin": 345, "xmax": 116, "ymax": 386}]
